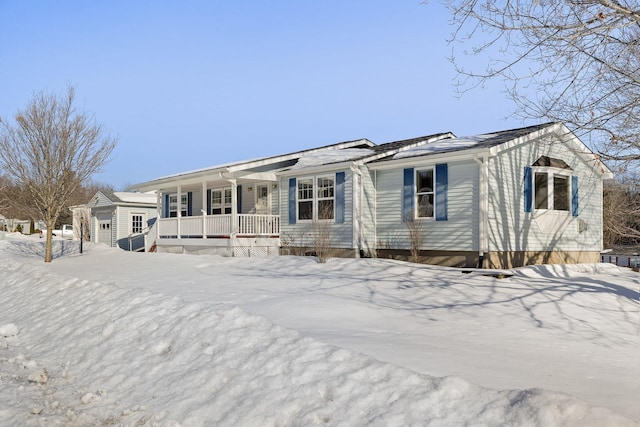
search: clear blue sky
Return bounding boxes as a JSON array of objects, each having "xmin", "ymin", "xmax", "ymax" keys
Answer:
[{"xmin": 0, "ymin": 1, "xmax": 529, "ymax": 190}]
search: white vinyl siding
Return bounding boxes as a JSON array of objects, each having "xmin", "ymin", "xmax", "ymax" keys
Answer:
[
  {"xmin": 360, "ymin": 167, "xmax": 377, "ymax": 255},
  {"xmin": 375, "ymin": 160, "xmax": 478, "ymax": 251},
  {"xmin": 487, "ymin": 134, "xmax": 603, "ymax": 253},
  {"xmin": 280, "ymin": 171, "xmax": 353, "ymax": 249}
]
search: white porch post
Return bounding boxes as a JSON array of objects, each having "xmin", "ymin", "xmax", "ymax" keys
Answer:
[
  {"xmin": 230, "ymin": 179, "xmax": 238, "ymax": 236},
  {"xmin": 177, "ymin": 185, "xmax": 182, "ymax": 238},
  {"xmin": 202, "ymin": 180, "xmax": 207, "ymax": 239}
]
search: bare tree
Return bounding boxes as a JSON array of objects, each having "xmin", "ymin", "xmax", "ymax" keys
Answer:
[
  {"xmin": 57, "ymin": 180, "xmax": 114, "ymax": 227},
  {"xmin": 311, "ymin": 216, "xmax": 334, "ymax": 263},
  {"xmin": 437, "ymin": 0, "xmax": 640, "ymax": 164},
  {"xmin": 0, "ymin": 175, "xmax": 42, "ymax": 231},
  {"xmin": 603, "ymin": 179, "xmax": 640, "ymax": 247},
  {"xmin": 404, "ymin": 214, "xmax": 425, "ymax": 263},
  {"xmin": 0, "ymin": 86, "xmax": 116, "ymax": 262}
]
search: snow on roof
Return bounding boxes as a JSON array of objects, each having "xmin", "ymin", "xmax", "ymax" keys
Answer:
[
  {"xmin": 112, "ymin": 191, "xmax": 157, "ymax": 204},
  {"xmin": 392, "ymin": 134, "xmax": 497, "ymax": 159},
  {"xmin": 289, "ymin": 148, "xmax": 376, "ymax": 170}
]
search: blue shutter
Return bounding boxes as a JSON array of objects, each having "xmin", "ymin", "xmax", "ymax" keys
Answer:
[
  {"xmin": 435, "ymin": 163, "xmax": 448, "ymax": 221},
  {"xmin": 524, "ymin": 167, "xmax": 533, "ymax": 213},
  {"xmin": 572, "ymin": 176, "xmax": 579, "ymax": 217},
  {"xmin": 206, "ymin": 189, "xmax": 211, "ymax": 215},
  {"xmin": 187, "ymin": 192, "xmax": 193, "ymax": 216},
  {"xmin": 403, "ymin": 168, "xmax": 414, "ymax": 222},
  {"xmin": 288, "ymin": 178, "xmax": 297, "ymax": 224},
  {"xmin": 163, "ymin": 194, "xmax": 169, "ymax": 218},
  {"xmin": 237, "ymin": 185, "xmax": 242, "ymax": 214},
  {"xmin": 335, "ymin": 171, "xmax": 345, "ymax": 223}
]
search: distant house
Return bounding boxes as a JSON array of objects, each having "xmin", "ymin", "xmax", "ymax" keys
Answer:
[
  {"xmin": 86, "ymin": 191, "xmax": 158, "ymax": 251},
  {"xmin": 132, "ymin": 123, "xmax": 612, "ymax": 268}
]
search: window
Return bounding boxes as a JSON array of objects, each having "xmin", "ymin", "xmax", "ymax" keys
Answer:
[
  {"xmin": 297, "ymin": 176, "xmax": 335, "ymax": 221},
  {"xmin": 534, "ymin": 171, "xmax": 570, "ymax": 212},
  {"xmin": 297, "ymin": 179, "xmax": 313, "ymax": 220},
  {"xmin": 169, "ymin": 194, "xmax": 187, "ymax": 217},
  {"xmin": 554, "ymin": 176, "xmax": 569, "ymax": 211},
  {"xmin": 403, "ymin": 165, "xmax": 448, "ymax": 222},
  {"xmin": 317, "ymin": 177, "xmax": 335, "ymax": 220},
  {"xmin": 211, "ymin": 188, "xmax": 232, "ymax": 215},
  {"xmin": 416, "ymin": 168, "xmax": 434, "ymax": 218},
  {"xmin": 535, "ymin": 172, "xmax": 548, "ymax": 209},
  {"xmin": 131, "ymin": 214, "xmax": 144, "ymax": 234}
]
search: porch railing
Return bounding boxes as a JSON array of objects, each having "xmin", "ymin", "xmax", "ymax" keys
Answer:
[{"xmin": 158, "ymin": 214, "xmax": 279, "ymax": 238}]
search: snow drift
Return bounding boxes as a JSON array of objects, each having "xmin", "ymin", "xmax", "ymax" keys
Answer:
[{"xmin": 0, "ymin": 258, "xmax": 634, "ymax": 426}]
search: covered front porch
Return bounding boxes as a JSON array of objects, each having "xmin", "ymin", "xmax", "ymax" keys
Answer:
[
  {"xmin": 149, "ymin": 167, "xmax": 283, "ymax": 256},
  {"xmin": 157, "ymin": 213, "xmax": 279, "ymax": 238}
]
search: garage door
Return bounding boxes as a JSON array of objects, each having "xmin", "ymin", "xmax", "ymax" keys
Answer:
[{"xmin": 97, "ymin": 214, "xmax": 112, "ymax": 246}]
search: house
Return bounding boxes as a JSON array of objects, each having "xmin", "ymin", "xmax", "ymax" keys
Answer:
[
  {"xmin": 0, "ymin": 214, "xmax": 43, "ymax": 235},
  {"xmin": 132, "ymin": 122, "xmax": 612, "ymax": 268},
  {"xmin": 69, "ymin": 204, "xmax": 90, "ymax": 241},
  {"xmin": 131, "ymin": 137, "xmax": 452, "ymax": 256},
  {"xmin": 87, "ymin": 191, "xmax": 158, "ymax": 251},
  {"xmin": 368, "ymin": 122, "xmax": 613, "ymax": 268}
]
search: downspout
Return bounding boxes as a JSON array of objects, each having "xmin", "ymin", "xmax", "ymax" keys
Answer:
[
  {"xmin": 350, "ymin": 164, "xmax": 363, "ymax": 257},
  {"xmin": 156, "ymin": 191, "xmax": 161, "ymax": 242},
  {"xmin": 202, "ymin": 180, "xmax": 207, "ymax": 239},
  {"xmin": 176, "ymin": 185, "xmax": 182, "ymax": 241},
  {"xmin": 474, "ymin": 154, "xmax": 489, "ymax": 268},
  {"xmin": 374, "ymin": 169, "xmax": 377, "ymax": 257}
]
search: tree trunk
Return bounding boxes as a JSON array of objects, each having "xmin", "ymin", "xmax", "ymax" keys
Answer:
[{"xmin": 45, "ymin": 227, "xmax": 53, "ymax": 263}]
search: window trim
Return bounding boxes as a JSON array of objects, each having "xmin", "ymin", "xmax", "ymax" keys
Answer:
[
  {"xmin": 168, "ymin": 194, "xmax": 188, "ymax": 218},
  {"xmin": 296, "ymin": 174, "xmax": 336, "ymax": 222},
  {"xmin": 130, "ymin": 212, "xmax": 146, "ymax": 234},
  {"xmin": 532, "ymin": 167, "xmax": 572, "ymax": 213},
  {"xmin": 210, "ymin": 187, "xmax": 232, "ymax": 215},
  {"xmin": 415, "ymin": 167, "xmax": 435, "ymax": 219}
]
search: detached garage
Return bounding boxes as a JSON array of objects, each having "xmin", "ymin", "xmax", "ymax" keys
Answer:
[{"xmin": 87, "ymin": 191, "xmax": 158, "ymax": 251}]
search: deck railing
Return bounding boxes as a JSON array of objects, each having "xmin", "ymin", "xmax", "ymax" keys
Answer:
[{"xmin": 158, "ymin": 214, "xmax": 279, "ymax": 238}]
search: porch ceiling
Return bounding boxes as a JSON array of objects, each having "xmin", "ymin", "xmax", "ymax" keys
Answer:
[{"xmin": 153, "ymin": 171, "xmax": 278, "ymax": 192}]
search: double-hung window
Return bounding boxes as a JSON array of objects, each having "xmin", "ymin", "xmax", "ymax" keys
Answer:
[
  {"xmin": 169, "ymin": 194, "xmax": 188, "ymax": 217},
  {"xmin": 297, "ymin": 176, "xmax": 335, "ymax": 221},
  {"xmin": 297, "ymin": 179, "xmax": 314, "ymax": 220},
  {"xmin": 416, "ymin": 168, "xmax": 434, "ymax": 218},
  {"xmin": 211, "ymin": 188, "xmax": 232, "ymax": 215},
  {"xmin": 317, "ymin": 177, "xmax": 335, "ymax": 220}
]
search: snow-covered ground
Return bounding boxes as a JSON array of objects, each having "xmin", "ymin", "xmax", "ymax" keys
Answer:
[{"xmin": 0, "ymin": 233, "xmax": 638, "ymax": 426}]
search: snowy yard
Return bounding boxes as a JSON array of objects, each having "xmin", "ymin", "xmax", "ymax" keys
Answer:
[{"xmin": 0, "ymin": 233, "xmax": 638, "ymax": 426}]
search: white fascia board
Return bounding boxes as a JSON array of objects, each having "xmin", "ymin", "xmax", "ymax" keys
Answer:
[
  {"xmin": 131, "ymin": 139, "xmax": 375, "ymax": 191},
  {"xmin": 235, "ymin": 171, "xmax": 278, "ymax": 181},
  {"xmin": 112, "ymin": 201, "xmax": 158, "ymax": 208},
  {"xmin": 131, "ymin": 167, "xmax": 230, "ymax": 192},
  {"xmin": 554, "ymin": 123, "xmax": 614, "ymax": 179},
  {"xmin": 368, "ymin": 148, "xmax": 488, "ymax": 171},
  {"xmin": 277, "ymin": 161, "xmax": 358, "ymax": 177},
  {"xmin": 488, "ymin": 122, "xmax": 614, "ymax": 179}
]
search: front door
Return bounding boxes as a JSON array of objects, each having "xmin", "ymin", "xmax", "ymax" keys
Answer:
[{"xmin": 256, "ymin": 184, "xmax": 269, "ymax": 214}]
